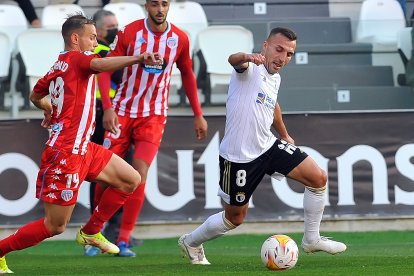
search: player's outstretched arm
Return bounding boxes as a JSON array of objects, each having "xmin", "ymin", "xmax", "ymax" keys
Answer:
[
  {"xmin": 228, "ymin": 52, "xmax": 265, "ymax": 71},
  {"xmin": 91, "ymin": 52, "xmax": 163, "ymax": 72}
]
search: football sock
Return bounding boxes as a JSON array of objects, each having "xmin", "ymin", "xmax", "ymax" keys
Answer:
[
  {"xmin": 117, "ymin": 183, "xmax": 146, "ymax": 244},
  {"xmin": 82, "ymin": 188, "xmax": 132, "ymax": 235},
  {"xmin": 186, "ymin": 211, "xmax": 236, "ymax": 247},
  {"xmin": 0, "ymin": 218, "xmax": 52, "ymax": 257},
  {"xmin": 93, "ymin": 183, "xmax": 106, "ymax": 211},
  {"xmin": 303, "ymin": 186, "xmax": 326, "ymax": 242}
]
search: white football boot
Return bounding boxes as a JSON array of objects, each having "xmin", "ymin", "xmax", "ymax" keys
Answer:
[
  {"xmin": 302, "ymin": 236, "xmax": 347, "ymax": 255},
  {"xmin": 178, "ymin": 234, "xmax": 211, "ymax": 265}
]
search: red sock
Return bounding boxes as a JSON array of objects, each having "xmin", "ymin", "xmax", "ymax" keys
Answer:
[
  {"xmin": 82, "ymin": 188, "xmax": 132, "ymax": 235},
  {"xmin": 0, "ymin": 218, "xmax": 52, "ymax": 257},
  {"xmin": 117, "ymin": 183, "xmax": 146, "ymax": 244},
  {"xmin": 93, "ymin": 183, "xmax": 106, "ymax": 210}
]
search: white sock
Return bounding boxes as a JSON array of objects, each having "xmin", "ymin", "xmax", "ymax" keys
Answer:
[
  {"xmin": 186, "ymin": 211, "xmax": 236, "ymax": 247},
  {"xmin": 303, "ymin": 186, "xmax": 326, "ymax": 243}
]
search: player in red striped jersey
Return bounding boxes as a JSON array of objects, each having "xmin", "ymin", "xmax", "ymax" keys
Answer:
[
  {"xmin": 0, "ymin": 14, "xmax": 163, "ymax": 273},
  {"xmin": 91, "ymin": 0, "xmax": 208, "ymax": 257}
]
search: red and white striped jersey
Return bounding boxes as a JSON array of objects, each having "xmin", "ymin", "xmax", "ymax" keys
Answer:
[
  {"xmin": 33, "ymin": 51, "xmax": 99, "ymax": 155},
  {"xmin": 108, "ymin": 18, "xmax": 192, "ymax": 117}
]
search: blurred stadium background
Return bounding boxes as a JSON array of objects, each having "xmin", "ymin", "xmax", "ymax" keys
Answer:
[{"xmin": 0, "ymin": 0, "xmax": 414, "ymax": 240}]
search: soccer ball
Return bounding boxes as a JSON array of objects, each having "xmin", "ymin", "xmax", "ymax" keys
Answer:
[{"xmin": 260, "ymin": 234, "xmax": 299, "ymax": 271}]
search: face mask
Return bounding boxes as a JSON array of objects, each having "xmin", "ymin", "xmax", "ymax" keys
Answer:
[{"xmin": 105, "ymin": 28, "xmax": 118, "ymax": 44}]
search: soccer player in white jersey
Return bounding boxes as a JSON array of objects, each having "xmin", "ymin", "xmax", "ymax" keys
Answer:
[
  {"xmin": 178, "ymin": 27, "xmax": 347, "ymax": 265},
  {"xmin": 0, "ymin": 14, "xmax": 163, "ymax": 273},
  {"xmin": 89, "ymin": 0, "xmax": 208, "ymax": 257}
]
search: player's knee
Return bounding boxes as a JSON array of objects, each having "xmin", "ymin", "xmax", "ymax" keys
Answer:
[
  {"xmin": 227, "ymin": 214, "xmax": 245, "ymax": 226},
  {"xmin": 46, "ymin": 223, "xmax": 67, "ymax": 236},
  {"xmin": 310, "ymin": 169, "xmax": 327, "ymax": 189},
  {"xmin": 125, "ymin": 170, "xmax": 141, "ymax": 192},
  {"xmin": 317, "ymin": 169, "xmax": 327, "ymax": 188}
]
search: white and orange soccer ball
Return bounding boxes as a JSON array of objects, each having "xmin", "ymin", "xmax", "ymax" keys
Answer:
[{"xmin": 260, "ymin": 234, "xmax": 299, "ymax": 271}]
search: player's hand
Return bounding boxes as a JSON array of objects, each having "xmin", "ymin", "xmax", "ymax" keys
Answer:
[
  {"xmin": 194, "ymin": 116, "xmax": 208, "ymax": 140},
  {"xmin": 41, "ymin": 108, "xmax": 52, "ymax": 128},
  {"xmin": 248, "ymin": 53, "xmax": 266, "ymax": 65},
  {"xmin": 103, "ymin": 108, "xmax": 120, "ymax": 134},
  {"xmin": 281, "ymin": 134, "xmax": 295, "ymax": 145},
  {"xmin": 141, "ymin": 52, "xmax": 163, "ymax": 65}
]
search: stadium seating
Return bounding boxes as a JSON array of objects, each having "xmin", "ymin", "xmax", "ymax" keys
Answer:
[
  {"xmin": 396, "ymin": 27, "xmax": 413, "ymax": 85},
  {"xmin": 278, "ymin": 86, "xmax": 414, "ymax": 112},
  {"xmin": 42, "ymin": 4, "xmax": 85, "ymax": 29},
  {"xmin": 397, "ymin": 27, "xmax": 412, "ymax": 66},
  {"xmin": 0, "ymin": 32, "xmax": 10, "ymax": 83},
  {"xmin": 167, "ymin": 1, "xmax": 209, "ymax": 105},
  {"xmin": 167, "ymin": 1, "xmax": 208, "ymax": 54},
  {"xmin": 355, "ymin": 0, "xmax": 406, "ymax": 50},
  {"xmin": 210, "ymin": 20, "xmax": 268, "ymax": 53},
  {"xmin": 3, "ymin": 0, "xmax": 412, "ymax": 112},
  {"xmin": 193, "ymin": 25, "xmax": 254, "ymax": 104},
  {"xmin": 16, "ymin": 29, "xmax": 64, "ymax": 108},
  {"xmin": 0, "ymin": 32, "xmax": 11, "ymax": 108},
  {"xmin": 103, "ymin": 2, "xmax": 146, "ymax": 28},
  {"xmin": 199, "ymin": 0, "xmax": 330, "ymax": 22},
  {"xmin": 0, "ymin": 4, "xmax": 28, "ymax": 52},
  {"xmin": 280, "ymin": 65, "xmax": 394, "ymax": 88},
  {"xmin": 0, "ymin": 4, "xmax": 28, "ymax": 109},
  {"xmin": 213, "ymin": 17, "xmax": 373, "ymax": 66}
]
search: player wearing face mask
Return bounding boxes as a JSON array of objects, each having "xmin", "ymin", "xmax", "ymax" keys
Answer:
[{"xmin": 93, "ymin": 10, "xmax": 121, "ymax": 103}]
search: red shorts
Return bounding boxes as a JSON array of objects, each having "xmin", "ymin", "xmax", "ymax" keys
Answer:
[
  {"xmin": 36, "ymin": 143, "xmax": 113, "ymax": 206},
  {"xmin": 102, "ymin": 115, "xmax": 166, "ymax": 164}
]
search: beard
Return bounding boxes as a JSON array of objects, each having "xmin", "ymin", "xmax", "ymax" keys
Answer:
[{"xmin": 149, "ymin": 13, "xmax": 166, "ymax": 25}]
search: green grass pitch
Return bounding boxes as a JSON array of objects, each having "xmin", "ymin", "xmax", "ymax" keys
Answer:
[{"xmin": 4, "ymin": 231, "xmax": 414, "ymax": 275}]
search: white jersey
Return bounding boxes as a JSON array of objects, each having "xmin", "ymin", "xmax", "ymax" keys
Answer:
[{"xmin": 219, "ymin": 63, "xmax": 281, "ymax": 162}]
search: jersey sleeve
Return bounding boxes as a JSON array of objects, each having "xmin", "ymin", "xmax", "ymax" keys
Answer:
[
  {"xmin": 176, "ymin": 33, "xmax": 202, "ymax": 116},
  {"xmin": 72, "ymin": 51, "xmax": 100, "ymax": 75},
  {"xmin": 97, "ymin": 71, "xmax": 113, "ymax": 110},
  {"xmin": 175, "ymin": 32, "xmax": 191, "ymax": 70},
  {"xmin": 32, "ymin": 73, "xmax": 51, "ymax": 97}
]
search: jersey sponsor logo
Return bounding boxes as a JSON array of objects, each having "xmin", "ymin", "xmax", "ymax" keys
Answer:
[
  {"xmin": 255, "ymin": 91, "xmax": 275, "ymax": 109},
  {"xmin": 61, "ymin": 189, "xmax": 73, "ymax": 202},
  {"xmin": 235, "ymin": 192, "xmax": 245, "ymax": 203},
  {"xmin": 256, "ymin": 92, "xmax": 265, "ymax": 104},
  {"xmin": 60, "ymin": 159, "xmax": 67, "ymax": 165},
  {"xmin": 103, "ymin": 137, "xmax": 111, "ymax": 149},
  {"xmin": 166, "ymin": 37, "xmax": 178, "ymax": 49},
  {"xmin": 142, "ymin": 58, "xmax": 166, "ymax": 74}
]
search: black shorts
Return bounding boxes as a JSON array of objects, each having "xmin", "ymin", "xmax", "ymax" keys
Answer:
[{"xmin": 218, "ymin": 139, "xmax": 308, "ymax": 206}]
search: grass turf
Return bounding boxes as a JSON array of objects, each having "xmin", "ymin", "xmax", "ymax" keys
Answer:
[{"xmin": 4, "ymin": 231, "xmax": 414, "ymax": 275}]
